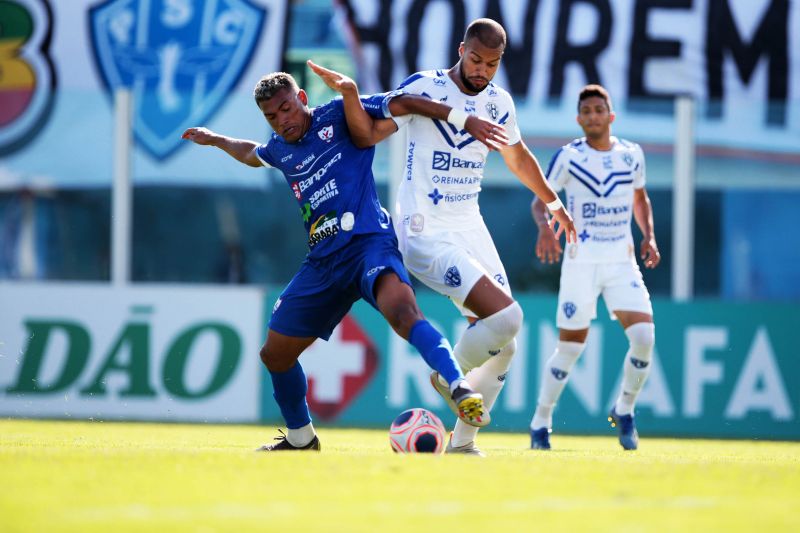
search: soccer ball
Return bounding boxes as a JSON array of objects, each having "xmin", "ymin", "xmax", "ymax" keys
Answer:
[{"xmin": 389, "ymin": 408, "xmax": 447, "ymax": 453}]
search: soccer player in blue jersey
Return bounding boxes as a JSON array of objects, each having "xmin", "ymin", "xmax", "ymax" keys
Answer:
[{"xmin": 182, "ymin": 65, "xmax": 506, "ymax": 451}]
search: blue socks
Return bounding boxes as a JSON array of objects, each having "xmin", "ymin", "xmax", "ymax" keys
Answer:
[
  {"xmin": 269, "ymin": 362, "xmax": 311, "ymax": 429},
  {"xmin": 408, "ymin": 320, "xmax": 463, "ymax": 385}
]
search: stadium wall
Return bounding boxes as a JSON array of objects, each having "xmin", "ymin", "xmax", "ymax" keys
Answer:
[
  {"xmin": 1, "ymin": 284, "xmax": 796, "ymax": 439},
  {"xmin": 262, "ymin": 292, "xmax": 800, "ymax": 440}
]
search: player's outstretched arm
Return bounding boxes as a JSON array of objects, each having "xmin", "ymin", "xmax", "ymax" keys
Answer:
[
  {"xmin": 531, "ymin": 197, "xmax": 563, "ymax": 264},
  {"xmin": 307, "ymin": 60, "xmax": 397, "ymax": 148},
  {"xmin": 633, "ymin": 187, "xmax": 660, "ymax": 268},
  {"xmin": 502, "ymin": 141, "xmax": 577, "ymax": 243},
  {"xmin": 387, "ymin": 95, "xmax": 509, "ymax": 151},
  {"xmin": 181, "ymin": 127, "xmax": 261, "ymax": 167}
]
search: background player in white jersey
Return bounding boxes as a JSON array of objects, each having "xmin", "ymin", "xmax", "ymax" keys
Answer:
[
  {"xmin": 529, "ymin": 84, "xmax": 661, "ymax": 451},
  {"xmin": 378, "ymin": 19, "xmax": 576, "ymax": 455}
]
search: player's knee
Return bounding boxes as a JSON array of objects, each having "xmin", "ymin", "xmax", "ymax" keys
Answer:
[
  {"xmin": 625, "ymin": 322, "xmax": 655, "ymax": 361},
  {"xmin": 260, "ymin": 343, "xmax": 292, "ymax": 373},
  {"xmin": 383, "ymin": 301, "xmax": 422, "ymax": 338},
  {"xmin": 484, "ymin": 301, "xmax": 523, "ymax": 345},
  {"xmin": 550, "ymin": 340, "xmax": 585, "ymax": 374}
]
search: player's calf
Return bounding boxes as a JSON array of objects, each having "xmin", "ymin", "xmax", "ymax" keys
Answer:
[{"xmin": 615, "ymin": 322, "xmax": 655, "ymax": 416}]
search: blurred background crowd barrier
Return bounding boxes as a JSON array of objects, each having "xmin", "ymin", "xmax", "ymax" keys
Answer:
[{"xmin": 1, "ymin": 0, "xmax": 797, "ymax": 437}]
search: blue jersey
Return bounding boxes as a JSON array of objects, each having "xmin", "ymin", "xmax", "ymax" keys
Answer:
[{"xmin": 255, "ymin": 95, "xmax": 393, "ymax": 259}]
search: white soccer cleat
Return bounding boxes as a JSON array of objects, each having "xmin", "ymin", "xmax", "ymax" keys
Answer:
[{"xmin": 445, "ymin": 432, "xmax": 486, "ymax": 457}]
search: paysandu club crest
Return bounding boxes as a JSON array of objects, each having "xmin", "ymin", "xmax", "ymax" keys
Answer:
[{"xmin": 89, "ymin": 0, "xmax": 266, "ymax": 159}]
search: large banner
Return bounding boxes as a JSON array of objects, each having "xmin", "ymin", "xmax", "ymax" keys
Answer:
[
  {"xmin": 341, "ymin": 0, "xmax": 800, "ymax": 153},
  {"xmin": 262, "ymin": 293, "xmax": 799, "ymax": 440},
  {"xmin": 0, "ymin": 283, "xmax": 265, "ymax": 422},
  {"xmin": 0, "ymin": 0, "xmax": 289, "ymax": 187}
]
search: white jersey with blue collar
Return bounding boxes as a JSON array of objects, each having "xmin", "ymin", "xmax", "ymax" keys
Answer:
[
  {"xmin": 546, "ymin": 136, "xmax": 646, "ymax": 264},
  {"xmin": 387, "ymin": 70, "xmax": 521, "ymax": 233}
]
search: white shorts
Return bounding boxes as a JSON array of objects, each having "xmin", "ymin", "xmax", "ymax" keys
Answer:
[
  {"xmin": 397, "ymin": 224, "xmax": 512, "ymax": 318},
  {"xmin": 556, "ymin": 260, "xmax": 653, "ymax": 330}
]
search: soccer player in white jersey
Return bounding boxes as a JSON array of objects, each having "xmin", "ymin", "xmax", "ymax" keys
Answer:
[
  {"xmin": 377, "ymin": 19, "xmax": 576, "ymax": 455},
  {"xmin": 529, "ymin": 84, "xmax": 661, "ymax": 451}
]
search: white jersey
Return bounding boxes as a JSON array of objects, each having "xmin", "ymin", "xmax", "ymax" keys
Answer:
[
  {"xmin": 547, "ymin": 136, "xmax": 646, "ymax": 264},
  {"xmin": 388, "ymin": 70, "xmax": 522, "ymax": 234}
]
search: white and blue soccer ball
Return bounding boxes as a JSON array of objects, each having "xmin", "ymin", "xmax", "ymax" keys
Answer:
[{"xmin": 389, "ymin": 408, "xmax": 447, "ymax": 454}]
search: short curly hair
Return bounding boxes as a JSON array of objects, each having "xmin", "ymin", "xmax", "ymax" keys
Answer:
[{"xmin": 253, "ymin": 72, "xmax": 299, "ymax": 104}]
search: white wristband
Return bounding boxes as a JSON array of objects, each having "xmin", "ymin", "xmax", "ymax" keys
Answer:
[
  {"xmin": 447, "ymin": 108, "xmax": 469, "ymax": 130},
  {"xmin": 546, "ymin": 197, "xmax": 563, "ymax": 212}
]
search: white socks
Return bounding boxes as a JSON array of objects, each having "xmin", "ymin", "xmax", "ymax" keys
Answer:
[
  {"xmin": 614, "ymin": 322, "xmax": 655, "ymax": 415},
  {"xmin": 287, "ymin": 422, "xmax": 316, "ymax": 447},
  {"xmin": 530, "ymin": 340, "xmax": 585, "ymax": 430},
  {"xmin": 453, "ymin": 302, "xmax": 523, "ymax": 372},
  {"xmin": 451, "ymin": 340, "xmax": 516, "ymax": 447}
]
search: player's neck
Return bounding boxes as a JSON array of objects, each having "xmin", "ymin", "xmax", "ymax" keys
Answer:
[
  {"xmin": 447, "ymin": 65, "xmax": 480, "ymax": 96},
  {"xmin": 298, "ymin": 110, "xmax": 312, "ymax": 139},
  {"xmin": 585, "ymin": 133, "xmax": 613, "ymax": 151}
]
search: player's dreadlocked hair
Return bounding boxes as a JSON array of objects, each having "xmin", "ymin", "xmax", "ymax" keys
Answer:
[
  {"xmin": 253, "ymin": 72, "xmax": 300, "ymax": 104},
  {"xmin": 463, "ymin": 18, "xmax": 506, "ymax": 50},
  {"xmin": 578, "ymin": 84, "xmax": 613, "ymax": 112}
]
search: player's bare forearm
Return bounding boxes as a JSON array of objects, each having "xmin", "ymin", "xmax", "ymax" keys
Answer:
[
  {"xmin": 388, "ymin": 95, "xmax": 450, "ymax": 119},
  {"xmin": 182, "ymin": 127, "xmax": 261, "ymax": 167},
  {"xmin": 502, "ymin": 142, "xmax": 558, "ymax": 202},
  {"xmin": 506, "ymin": 142, "xmax": 577, "ymax": 243},
  {"xmin": 389, "ymin": 95, "xmax": 508, "ymax": 150},
  {"xmin": 340, "ymin": 87, "xmax": 385, "ymax": 148},
  {"xmin": 633, "ymin": 188, "xmax": 656, "ymax": 240},
  {"xmin": 634, "ymin": 187, "xmax": 660, "ymax": 267}
]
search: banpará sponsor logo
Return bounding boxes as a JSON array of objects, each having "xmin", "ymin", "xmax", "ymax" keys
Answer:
[
  {"xmin": 297, "ymin": 152, "xmax": 342, "ymax": 192},
  {"xmin": 432, "ymin": 149, "xmax": 449, "ymax": 170},
  {"xmin": 431, "ymin": 150, "xmax": 484, "ymax": 171},
  {"xmin": 582, "ymin": 202, "xmax": 630, "ymax": 218}
]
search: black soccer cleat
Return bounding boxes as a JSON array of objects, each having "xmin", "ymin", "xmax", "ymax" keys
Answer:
[
  {"xmin": 256, "ymin": 429, "xmax": 321, "ymax": 452},
  {"xmin": 608, "ymin": 407, "xmax": 639, "ymax": 451}
]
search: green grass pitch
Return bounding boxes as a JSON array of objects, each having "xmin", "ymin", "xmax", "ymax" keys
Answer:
[{"xmin": 1, "ymin": 419, "xmax": 798, "ymax": 532}]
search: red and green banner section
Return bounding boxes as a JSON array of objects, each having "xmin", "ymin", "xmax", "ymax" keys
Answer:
[{"xmin": 261, "ymin": 292, "xmax": 800, "ymax": 440}]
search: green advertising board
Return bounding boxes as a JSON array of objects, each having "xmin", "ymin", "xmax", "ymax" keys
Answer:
[{"xmin": 261, "ymin": 292, "xmax": 799, "ymax": 440}]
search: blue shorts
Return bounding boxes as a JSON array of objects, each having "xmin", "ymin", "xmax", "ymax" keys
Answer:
[{"xmin": 269, "ymin": 232, "xmax": 413, "ymax": 340}]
